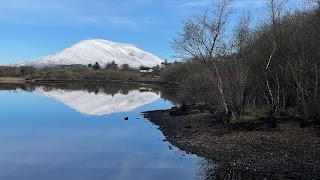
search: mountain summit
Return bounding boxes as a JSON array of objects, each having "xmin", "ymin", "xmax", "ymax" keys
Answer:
[{"xmin": 19, "ymin": 39, "xmax": 164, "ymax": 68}]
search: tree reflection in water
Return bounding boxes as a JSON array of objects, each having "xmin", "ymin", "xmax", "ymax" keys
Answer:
[{"xmin": 196, "ymin": 159, "xmax": 271, "ymax": 180}]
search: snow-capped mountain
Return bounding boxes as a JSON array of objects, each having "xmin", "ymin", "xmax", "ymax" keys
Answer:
[
  {"xmin": 34, "ymin": 87, "xmax": 160, "ymax": 116},
  {"xmin": 18, "ymin": 39, "xmax": 163, "ymax": 68}
]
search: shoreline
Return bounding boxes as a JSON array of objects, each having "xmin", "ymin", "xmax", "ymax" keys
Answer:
[
  {"xmin": 144, "ymin": 109, "xmax": 320, "ymax": 179},
  {"xmin": 0, "ymin": 77, "xmax": 27, "ymax": 84},
  {"xmin": 0, "ymin": 77, "xmax": 178, "ymax": 87}
]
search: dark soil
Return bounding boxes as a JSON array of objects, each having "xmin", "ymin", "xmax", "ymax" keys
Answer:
[{"xmin": 144, "ymin": 110, "xmax": 320, "ymax": 180}]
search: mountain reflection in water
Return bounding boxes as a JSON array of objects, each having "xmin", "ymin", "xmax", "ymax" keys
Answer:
[
  {"xmin": 0, "ymin": 83, "xmax": 272, "ymax": 180},
  {"xmin": 0, "ymin": 83, "xmax": 202, "ymax": 180},
  {"xmin": 34, "ymin": 87, "xmax": 160, "ymax": 116}
]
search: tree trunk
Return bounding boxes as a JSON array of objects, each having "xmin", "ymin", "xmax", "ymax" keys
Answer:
[
  {"xmin": 265, "ymin": 38, "xmax": 277, "ymax": 114},
  {"xmin": 213, "ymin": 63, "xmax": 229, "ymax": 117}
]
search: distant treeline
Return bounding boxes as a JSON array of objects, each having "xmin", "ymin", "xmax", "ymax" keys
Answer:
[
  {"xmin": 0, "ymin": 61, "xmax": 162, "ymax": 82},
  {"xmin": 163, "ymin": 0, "xmax": 320, "ymax": 123}
]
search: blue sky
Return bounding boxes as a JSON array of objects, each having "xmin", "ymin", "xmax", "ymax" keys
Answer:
[{"xmin": 0, "ymin": 0, "xmax": 307, "ymax": 64}]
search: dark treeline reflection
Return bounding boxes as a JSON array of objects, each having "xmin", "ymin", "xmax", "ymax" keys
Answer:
[
  {"xmin": 196, "ymin": 159, "xmax": 274, "ymax": 180},
  {"xmin": 0, "ymin": 83, "xmax": 182, "ymax": 104},
  {"xmin": 30, "ymin": 83, "xmax": 141, "ymax": 96},
  {"xmin": 0, "ymin": 84, "xmax": 27, "ymax": 91}
]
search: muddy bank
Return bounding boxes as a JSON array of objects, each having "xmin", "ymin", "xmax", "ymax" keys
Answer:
[
  {"xmin": 0, "ymin": 77, "xmax": 178, "ymax": 88},
  {"xmin": 144, "ymin": 110, "xmax": 320, "ymax": 179},
  {"xmin": 0, "ymin": 77, "xmax": 27, "ymax": 84}
]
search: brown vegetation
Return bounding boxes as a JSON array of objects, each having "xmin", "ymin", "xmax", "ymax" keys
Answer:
[{"xmin": 166, "ymin": 0, "xmax": 320, "ymax": 124}]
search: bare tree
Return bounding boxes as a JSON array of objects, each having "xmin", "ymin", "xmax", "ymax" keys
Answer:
[
  {"xmin": 171, "ymin": 0, "xmax": 234, "ymax": 119},
  {"xmin": 226, "ymin": 12, "xmax": 252, "ymax": 116},
  {"xmin": 263, "ymin": 0, "xmax": 288, "ymax": 114},
  {"xmin": 307, "ymin": 0, "xmax": 320, "ymax": 8}
]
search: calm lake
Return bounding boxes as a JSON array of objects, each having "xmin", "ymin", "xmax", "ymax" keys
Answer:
[{"xmin": 0, "ymin": 83, "xmax": 214, "ymax": 180}]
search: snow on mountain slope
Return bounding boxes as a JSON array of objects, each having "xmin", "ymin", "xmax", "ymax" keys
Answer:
[
  {"xmin": 19, "ymin": 39, "xmax": 163, "ymax": 68},
  {"xmin": 34, "ymin": 87, "xmax": 160, "ymax": 116}
]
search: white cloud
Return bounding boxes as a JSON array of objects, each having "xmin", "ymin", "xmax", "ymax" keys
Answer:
[
  {"xmin": 0, "ymin": 0, "xmax": 296, "ymax": 28},
  {"xmin": 233, "ymin": 0, "xmax": 265, "ymax": 8},
  {"xmin": 163, "ymin": 0, "xmax": 210, "ymax": 7},
  {"xmin": 182, "ymin": 0, "xmax": 211, "ymax": 7},
  {"xmin": 0, "ymin": 0, "xmax": 237, "ymax": 28},
  {"xmin": 0, "ymin": 0, "xmax": 148, "ymax": 28}
]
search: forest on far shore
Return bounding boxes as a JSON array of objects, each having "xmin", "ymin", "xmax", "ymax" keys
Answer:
[{"xmin": 0, "ymin": 61, "xmax": 167, "ymax": 82}]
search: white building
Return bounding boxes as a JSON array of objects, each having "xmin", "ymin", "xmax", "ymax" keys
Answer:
[{"xmin": 140, "ymin": 68, "xmax": 153, "ymax": 73}]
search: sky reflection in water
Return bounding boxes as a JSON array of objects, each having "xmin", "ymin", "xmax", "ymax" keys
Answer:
[{"xmin": 0, "ymin": 88, "xmax": 200, "ymax": 180}]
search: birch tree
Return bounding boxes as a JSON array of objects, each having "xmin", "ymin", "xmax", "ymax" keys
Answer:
[
  {"xmin": 264, "ymin": 0, "xmax": 288, "ymax": 114},
  {"xmin": 171, "ymin": 0, "xmax": 233, "ymax": 120}
]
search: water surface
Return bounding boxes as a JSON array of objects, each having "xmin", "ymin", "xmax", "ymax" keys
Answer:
[{"xmin": 0, "ymin": 84, "xmax": 204, "ymax": 180}]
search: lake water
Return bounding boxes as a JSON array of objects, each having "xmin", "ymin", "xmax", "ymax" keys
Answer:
[{"xmin": 0, "ymin": 84, "xmax": 212, "ymax": 180}]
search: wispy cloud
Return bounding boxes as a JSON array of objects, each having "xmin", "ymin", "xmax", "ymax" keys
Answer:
[
  {"xmin": 233, "ymin": 0, "xmax": 265, "ymax": 8},
  {"xmin": 182, "ymin": 0, "xmax": 211, "ymax": 7},
  {"xmin": 0, "ymin": 0, "xmax": 152, "ymax": 28},
  {"xmin": 163, "ymin": 0, "xmax": 210, "ymax": 8},
  {"xmin": 0, "ymin": 0, "xmax": 286, "ymax": 29}
]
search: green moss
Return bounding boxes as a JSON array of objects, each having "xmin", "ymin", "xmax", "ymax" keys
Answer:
[{"xmin": 231, "ymin": 115, "xmax": 259, "ymax": 124}]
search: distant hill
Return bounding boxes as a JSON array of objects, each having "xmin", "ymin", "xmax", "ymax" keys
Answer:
[{"xmin": 18, "ymin": 39, "xmax": 163, "ymax": 68}]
